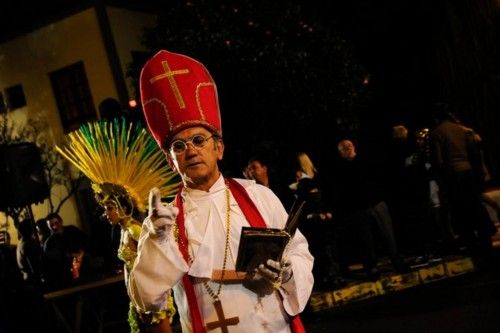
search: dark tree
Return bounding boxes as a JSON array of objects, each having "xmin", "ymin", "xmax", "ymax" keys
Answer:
[{"xmin": 127, "ymin": 0, "xmax": 371, "ymax": 174}]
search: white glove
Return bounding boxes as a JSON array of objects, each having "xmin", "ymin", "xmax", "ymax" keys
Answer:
[
  {"xmin": 148, "ymin": 187, "xmax": 178, "ymax": 240},
  {"xmin": 243, "ymin": 258, "xmax": 293, "ymax": 296},
  {"xmin": 258, "ymin": 259, "xmax": 293, "ymax": 284}
]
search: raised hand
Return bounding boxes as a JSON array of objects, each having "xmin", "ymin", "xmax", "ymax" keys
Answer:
[{"xmin": 148, "ymin": 187, "xmax": 178, "ymax": 240}]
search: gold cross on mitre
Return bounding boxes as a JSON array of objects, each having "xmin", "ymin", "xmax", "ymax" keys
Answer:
[
  {"xmin": 149, "ymin": 60, "xmax": 190, "ymax": 109},
  {"xmin": 205, "ymin": 300, "xmax": 239, "ymax": 333}
]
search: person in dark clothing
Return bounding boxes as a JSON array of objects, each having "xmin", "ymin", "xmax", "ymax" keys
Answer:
[
  {"xmin": 14, "ymin": 218, "xmax": 54, "ymax": 332},
  {"xmin": 0, "ymin": 230, "xmax": 10, "ymax": 245},
  {"xmin": 332, "ymin": 139, "xmax": 407, "ymax": 280},
  {"xmin": 289, "ymin": 152, "xmax": 345, "ymax": 290},
  {"xmin": 99, "ymin": 97, "xmax": 128, "ymax": 121},
  {"xmin": 108, "ymin": 220, "xmax": 123, "ymax": 272},
  {"xmin": 92, "ymin": 206, "xmax": 123, "ymax": 274},
  {"xmin": 16, "ymin": 218, "xmax": 45, "ymax": 289},
  {"xmin": 430, "ymin": 105, "xmax": 496, "ymax": 257},
  {"xmin": 35, "ymin": 217, "xmax": 51, "ymax": 246},
  {"xmin": 43, "ymin": 213, "xmax": 89, "ymax": 289},
  {"xmin": 386, "ymin": 125, "xmax": 453, "ymax": 259},
  {"xmin": 246, "ymin": 155, "xmax": 295, "ymax": 211},
  {"xmin": 0, "ymin": 231, "xmax": 26, "ymax": 333}
]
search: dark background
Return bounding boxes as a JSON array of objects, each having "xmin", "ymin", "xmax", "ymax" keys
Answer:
[{"xmin": 3, "ymin": 0, "xmax": 500, "ymax": 185}]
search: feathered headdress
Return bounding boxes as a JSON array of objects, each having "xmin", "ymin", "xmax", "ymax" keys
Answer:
[{"xmin": 56, "ymin": 119, "xmax": 180, "ymax": 214}]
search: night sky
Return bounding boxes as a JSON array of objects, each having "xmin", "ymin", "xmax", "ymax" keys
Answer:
[
  {"xmin": 2, "ymin": 0, "xmax": 500, "ymax": 178},
  {"xmin": 325, "ymin": 1, "xmax": 438, "ymax": 122}
]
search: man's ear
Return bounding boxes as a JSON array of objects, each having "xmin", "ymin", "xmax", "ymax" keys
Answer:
[{"xmin": 216, "ymin": 139, "xmax": 225, "ymax": 161}]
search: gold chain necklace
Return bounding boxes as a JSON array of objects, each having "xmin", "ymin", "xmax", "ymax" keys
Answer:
[
  {"xmin": 176, "ymin": 182, "xmax": 240, "ymax": 331},
  {"xmin": 203, "ymin": 185, "xmax": 231, "ymax": 301},
  {"xmin": 175, "ymin": 184, "xmax": 232, "ymax": 301}
]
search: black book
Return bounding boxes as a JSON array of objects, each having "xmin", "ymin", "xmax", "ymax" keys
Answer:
[{"xmin": 235, "ymin": 199, "xmax": 305, "ymax": 272}]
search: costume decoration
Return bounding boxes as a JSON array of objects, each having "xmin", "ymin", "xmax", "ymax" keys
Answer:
[
  {"xmin": 56, "ymin": 118, "xmax": 180, "ymax": 331},
  {"xmin": 174, "ymin": 178, "xmax": 305, "ymax": 333},
  {"xmin": 56, "ymin": 118, "xmax": 180, "ymax": 213},
  {"xmin": 140, "ymin": 50, "xmax": 222, "ymax": 147}
]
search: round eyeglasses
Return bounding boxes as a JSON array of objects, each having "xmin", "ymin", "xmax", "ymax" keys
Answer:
[{"xmin": 170, "ymin": 134, "xmax": 214, "ymax": 155}]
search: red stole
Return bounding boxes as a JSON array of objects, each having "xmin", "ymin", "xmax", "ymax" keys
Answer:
[{"xmin": 175, "ymin": 178, "xmax": 306, "ymax": 333}]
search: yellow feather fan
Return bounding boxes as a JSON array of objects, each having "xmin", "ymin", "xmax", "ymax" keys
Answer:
[{"xmin": 56, "ymin": 119, "xmax": 180, "ymax": 213}]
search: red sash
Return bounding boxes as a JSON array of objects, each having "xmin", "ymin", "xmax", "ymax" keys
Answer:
[
  {"xmin": 175, "ymin": 178, "xmax": 306, "ymax": 333},
  {"xmin": 175, "ymin": 191, "xmax": 205, "ymax": 333}
]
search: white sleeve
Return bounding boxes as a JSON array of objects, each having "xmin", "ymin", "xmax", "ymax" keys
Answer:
[
  {"xmin": 279, "ymin": 228, "xmax": 314, "ymax": 315},
  {"xmin": 128, "ymin": 216, "xmax": 189, "ymax": 312},
  {"xmin": 246, "ymin": 182, "xmax": 315, "ymax": 315}
]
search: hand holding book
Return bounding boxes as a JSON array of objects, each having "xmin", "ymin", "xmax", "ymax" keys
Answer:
[
  {"xmin": 235, "ymin": 198, "xmax": 306, "ymax": 273},
  {"xmin": 242, "ymin": 258, "xmax": 293, "ymax": 296}
]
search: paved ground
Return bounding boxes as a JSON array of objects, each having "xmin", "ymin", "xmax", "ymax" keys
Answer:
[
  {"xmin": 5, "ymin": 247, "xmax": 498, "ymax": 333},
  {"xmin": 169, "ymin": 250, "xmax": 500, "ymax": 333},
  {"xmin": 303, "ymin": 250, "xmax": 500, "ymax": 333}
]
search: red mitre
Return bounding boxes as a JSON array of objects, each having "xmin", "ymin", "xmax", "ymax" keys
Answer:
[{"xmin": 140, "ymin": 50, "xmax": 221, "ymax": 147}]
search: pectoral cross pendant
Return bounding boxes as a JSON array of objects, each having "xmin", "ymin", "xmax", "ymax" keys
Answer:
[{"xmin": 205, "ymin": 300, "xmax": 240, "ymax": 332}]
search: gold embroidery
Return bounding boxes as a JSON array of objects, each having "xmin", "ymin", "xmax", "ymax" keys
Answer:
[
  {"xmin": 150, "ymin": 60, "xmax": 190, "ymax": 109},
  {"xmin": 143, "ymin": 98, "xmax": 173, "ymax": 133},
  {"xmin": 195, "ymin": 82, "xmax": 215, "ymax": 121}
]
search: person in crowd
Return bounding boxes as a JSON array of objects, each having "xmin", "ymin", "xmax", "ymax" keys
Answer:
[
  {"xmin": 14, "ymin": 218, "xmax": 52, "ymax": 332},
  {"xmin": 43, "ymin": 213, "xmax": 88, "ymax": 289},
  {"xmin": 0, "ymin": 230, "xmax": 11, "ymax": 245},
  {"xmin": 16, "ymin": 218, "xmax": 45, "ymax": 289},
  {"xmin": 430, "ymin": 103, "xmax": 496, "ymax": 257},
  {"xmin": 105, "ymin": 213, "xmax": 124, "ymax": 273},
  {"xmin": 246, "ymin": 157, "xmax": 270, "ymax": 187},
  {"xmin": 289, "ymin": 152, "xmax": 344, "ymax": 290},
  {"xmin": 99, "ymin": 97, "xmax": 128, "ymax": 121},
  {"xmin": 482, "ymin": 186, "xmax": 500, "ymax": 223},
  {"xmin": 57, "ymin": 119, "xmax": 180, "ymax": 333},
  {"xmin": 0, "ymin": 231, "xmax": 18, "ymax": 284},
  {"xmin": 289, "ymin": 152, "xmax": 331, "ymax": 221},
  {"xmin": 127, "ymin": 50, "xmax": 314, "ymax": 333},
  {"xmin": 1, "ymin": 228, "xmax": 30, "ymax": 333},
  {"xmin": 35, "ymin": 217, "xmax": 51, "ymax": 246},
  {"xmin": 332, "ymin": 138, "xmax": 408, "ymax": 280},
  {"xmin": 386, "ymin": 125, "xmax": 453, "ymax": 259},
  {"xmin": 246, "ymin": 155, "xmax": 294, "ymax": 210}
]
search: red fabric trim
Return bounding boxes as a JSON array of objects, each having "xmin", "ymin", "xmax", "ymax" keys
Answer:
[
  {"xmin": 226, "ymin": 178, "xmax": 306, "ymax": 333},
  {"xmin": 225, "ymin": 177, "xmax": 267, "ymax": 228},
  {"xmin": 290, "ymin": 315, "xmax": 306, "ymax": 333},
  {"xmin": 175, "ymin": 191, "xmax": 206, "ymax": 333}
]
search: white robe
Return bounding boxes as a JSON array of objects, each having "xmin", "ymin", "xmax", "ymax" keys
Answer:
[{"xmin": 129, "ymin": 175, "xmax": 314, "ymax": 333}]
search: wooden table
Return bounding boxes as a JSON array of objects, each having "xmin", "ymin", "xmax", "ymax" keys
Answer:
[{"xmin": 44, "ymin": 273, "xmax": 125, "ymax": 333}]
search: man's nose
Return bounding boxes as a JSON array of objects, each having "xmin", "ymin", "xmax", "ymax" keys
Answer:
[
  {"xmin": 185, "ymin": 143, "xmax": 196, "ymax": 152},
  {"xmin": 184, "ymin": 143, "xmax": 199, "ymax": 156}
]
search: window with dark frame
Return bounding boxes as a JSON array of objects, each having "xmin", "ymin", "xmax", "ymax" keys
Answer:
[
  {"xmin": 49, "ymin": 61, "xmax": 97, "ymax": 133},
  {"xmin": 4, "ymin": 84, "xmax": 27, "ymax": 110}
]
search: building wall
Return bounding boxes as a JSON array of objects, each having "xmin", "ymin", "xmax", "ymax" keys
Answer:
[
  {"xmin": 0, "ymin": 7, "xmax": 156, "ymax": 244},
  {"xmin": 107, "ymin": 7, "xmax": 157, "ymax": 101}
]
